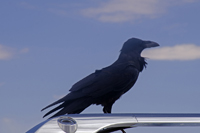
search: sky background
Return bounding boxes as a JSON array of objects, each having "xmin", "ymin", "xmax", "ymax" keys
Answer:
[{"xmin": 0, "ymin": 0, "xmax": 200, "ymax": 133}]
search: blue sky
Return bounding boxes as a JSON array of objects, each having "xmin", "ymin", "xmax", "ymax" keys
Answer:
[{"xmin": 0, "ymin": 0, "xmax": 200, "ymax": 133}]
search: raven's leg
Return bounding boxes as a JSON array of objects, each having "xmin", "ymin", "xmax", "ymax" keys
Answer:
[
  {"xmin": 103, "ymin": 106, "xmax": 111, "ymax": 113},
  {"xmin": 103, "ymin": 104, "xmax": 126, "ymax": 133},
  {"xmin": 121, "ymin": 129, "xmax": 126, "ymax": 133},
  {"xmin": 103, "ymin": 103, "xmax": 113, "ymax": 113}
]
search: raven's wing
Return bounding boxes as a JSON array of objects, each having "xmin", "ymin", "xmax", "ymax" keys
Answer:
[
  {"xmin": 69, "ymin": 72, "xmax": 97, "ymax": 92},
  {"xmin": 70, "ymin": 63, "xmax": 139, "ymax": 97},
  {"xmin": 42, "ymin": 63, "xmax": 139, "ymax": 117}
]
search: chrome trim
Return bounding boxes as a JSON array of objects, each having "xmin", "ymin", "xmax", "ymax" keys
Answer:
[{"xmin": 26, "ymin": 113, "xmax": 200, "ymax": 133}]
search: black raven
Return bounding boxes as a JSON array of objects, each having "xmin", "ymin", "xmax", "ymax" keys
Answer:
[{"xmin": 42, "ymin": 38, "xmax": 159, "ymax": 118}]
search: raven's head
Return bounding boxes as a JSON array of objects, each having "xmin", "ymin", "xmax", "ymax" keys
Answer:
[{"xmin": 121, "ymin": 38, "xmax": 159, "ymax": 54}]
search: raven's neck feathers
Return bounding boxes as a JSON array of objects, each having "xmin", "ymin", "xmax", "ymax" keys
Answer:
[
  {"xmin": 139, "ymin": 57, "xmax": 147, "ymax": 72},
  {"xmin": 117, "ymin": 53, "xmax": 147, "ymax": 72}
]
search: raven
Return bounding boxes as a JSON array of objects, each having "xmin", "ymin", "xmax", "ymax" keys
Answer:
[{"xmin": 42, "ymin": 38, "xmax": 159, "ymax": 118}]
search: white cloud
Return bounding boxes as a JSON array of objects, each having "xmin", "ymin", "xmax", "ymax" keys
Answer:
[
  {"xmin": 20, "ymin": 48, "xmax": 29, "ymax": 54},
  {"xmin": 142, "ymin": 44, "xmax": 200, "ymax": 60},
  {"xmin": 0, "ymin": 44, "xmax": 29, "ymax": 60},
  {"xmin": 2, "ymin": 118, "xmax": 12, "ymax": 124},
  {"xmin": 82, "ymin": 0, "xmax": 164, "ymax": 22},
  {"xmin": 0, "ymin": 45, "xmax": 15, "ymax": 60},
  {"xmin": 1, "ymin": 118, "xmax": 24, "ymax": 133},
  {"xmin": 81, "ymin": 0, "xmax": 197, "ymax": 22}
]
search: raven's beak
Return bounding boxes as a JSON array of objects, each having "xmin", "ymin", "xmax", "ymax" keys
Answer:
[{"xmin": 144, "ymin": 41, "xmax": 160, "ymax": 48}]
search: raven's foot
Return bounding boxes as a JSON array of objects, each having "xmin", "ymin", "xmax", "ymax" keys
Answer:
[{"xmin": 121, "ymin": 129, "xmax": 126, "ymax": 133}]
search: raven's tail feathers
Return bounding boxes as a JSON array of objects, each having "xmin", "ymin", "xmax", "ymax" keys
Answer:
[
  {"xmin": 42, "ymin": 97, "xmax": 93, "ymax": 118},
  {"xmin": 41, "ymin": 96, "xmax": 67, "ymax": 112},
  {"xmin": 42, "ymin": 102, "xmax": 65, "ymax": 118}
]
